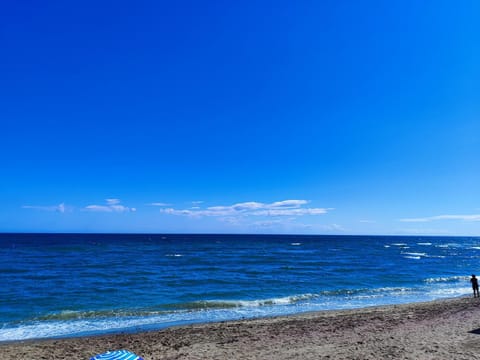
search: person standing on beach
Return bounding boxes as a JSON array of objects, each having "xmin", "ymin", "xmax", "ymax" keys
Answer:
[{"xmin": 470, "ymin": 275, "xmax": 479, "ymax": 298}]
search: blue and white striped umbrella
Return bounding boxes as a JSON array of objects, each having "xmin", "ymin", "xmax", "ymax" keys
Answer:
[{"xmin": 90, "ymin": 350, "xmax": 144, "ymax": 360}]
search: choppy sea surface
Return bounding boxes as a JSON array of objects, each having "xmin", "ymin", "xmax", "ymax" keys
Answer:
[{"xmin": 1, "ymin": 233, "xmax": 479, "ymax": 341}]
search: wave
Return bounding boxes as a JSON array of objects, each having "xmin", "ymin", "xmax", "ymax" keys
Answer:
[
  {"xmin": 436, "ymin": 243, "xmax": 462, "ymax": 248},
  {"xmin": 27, "ymin": 288, "xmax": 418, "ymax": 322},
  {"xmin": 1, "ymin": 282, "xmax": 471, "ymax": 342},
  {"xmin": 402, "ymin": 252, "xmax": 427, "ymax": 257},
  {"xmin": 34, "ymin": 295, "xmax": 321, "ymax": 322},
  {"xmin": 424, "ymin": 275, "xmax": 468, "ymax": 284},
  {"xmin": 401, "ymin": 252, "xmax": 445, "ymax": 260},
  {"xmin": 34, "ymin": 309, "xmax": 170, "ymax": 321}
]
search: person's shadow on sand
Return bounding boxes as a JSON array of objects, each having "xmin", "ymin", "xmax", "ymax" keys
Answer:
[{"xmin": 469, "ymin": 328, "xmax": 480, "ymax": 335}]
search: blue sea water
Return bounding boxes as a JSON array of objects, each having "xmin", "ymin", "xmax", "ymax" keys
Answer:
[{"xmin": 1, "ymin": 233, "xmax": 479, "ymax": 342}]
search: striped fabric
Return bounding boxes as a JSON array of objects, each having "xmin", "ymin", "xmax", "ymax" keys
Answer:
[{"xmin": 90, "ymin": 350, "xmax": 144, "ymax": 360}]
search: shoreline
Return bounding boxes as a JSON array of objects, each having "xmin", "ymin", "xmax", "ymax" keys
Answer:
[{"xmin": 2, "ymin": 296, "xmax": 480, "ymax": 359}]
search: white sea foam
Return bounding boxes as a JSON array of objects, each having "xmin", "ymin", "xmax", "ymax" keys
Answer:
[
  {"xmin": 401, "ymin": 252, "xmax": 445, "ymax": 259},
  {"xmin": 291, "ymin": 243, "xmax": 302, "ymax": 246},
  {"xmin": 403, "ymin": 256, "xmax": 421, "ymax": 260},
  {"xmin": 206, "ymin": 294, "xmax": 317, "ymax": 308},
  {"xmin": 436, "ymin": 243, "xmax": 462, "ymax": 248},
  {"xmin": 402, "ymin": 252, "xmax": 427, "ymax": 257},
  {"xmin": 0, "ymin": 284, "xmax": 471, "ymax": 342},
  {"xmin": 426, "ymin": 286, "xmax": 471, "ymax": 297},
  {"xmin": 424, "ymin": 276, "xmax": 468, "ymax": 283},
  {"xmin": 0, "ymin": 296, "xmax": 315, "ymax": 341},
  {"xmin": 0, "ymin": 313, "xmax": 198, "ymax": 342},
  {"xmin": 417, "ymin": 242, "xmax": 432, "ymax": 246}
]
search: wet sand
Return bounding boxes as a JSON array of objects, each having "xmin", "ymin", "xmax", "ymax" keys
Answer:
[{"xmin": 2, "ymin": 297, "xmax": 480, "ymax": 359}]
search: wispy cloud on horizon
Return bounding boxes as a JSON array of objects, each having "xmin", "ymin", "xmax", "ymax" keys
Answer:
[
  {"xmin": 160, "ymin": 200, "xmax": 331, "ymax": 218},
  {"xmin": 399, "ymin": 214, "xmax": 480, "ymax": 222},
  {"xmin": 147, "ymin": 202, "xmax": 171, "ymax": 207},
  {"xmin": 395, "ymin": 228, "xmax": 452, "ymax": 235},
  {"xmin": 22, "ymin": 203, "xmax": 68, "ymax": 213},
  {"xmin": 319, "ymin": 223, "xmax": 346, "ymax": 231},
  {"xmin": 84, "ymin": 199, "xmax": 136, "ymax": 213}
]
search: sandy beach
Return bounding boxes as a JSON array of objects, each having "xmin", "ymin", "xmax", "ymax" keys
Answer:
[{"xmin": 2, "ymin": 297, "xmax": 480, "ymax": 359}]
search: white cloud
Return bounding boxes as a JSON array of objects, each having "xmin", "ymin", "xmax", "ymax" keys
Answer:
[
  {"xmin": 395, "ymin": 228, "xmax": 452, "ymax": 235},
  {"xmin": 161, "ymin": 208, "xmax": 197, "ymax": 216},
  {"xmin": 219, "ymin": 217, "xmax": 243, "ymax": 225},
  {"xmin": 22, "ymin": 203, "xmax": 68, "ymax": 213},
  {"xmin": 253, "ymin": 219, "xmax": 289, "ymax": 228},
  {"xmin": 160, "ymin": 199, "xmax": 330, "ymax": 218},
  {"xmin": 160, "ymin": 207, "xmax": 234, "ymax": 217},
  {"xmin": 232, "ymin": 202, "xmax": 265, "ymax": 211},
  {"xmin": 147, "ymin": 202, "xmax": 171, "ymax": 207},
  {"xmin": 84, "ymin": 199, "xmax": 135, "ymax": 213},
  {"xmin": 320, "ymin": 223, "xmax": 346, "ymax": 231},
  {"xmin": 205, "ymin": 206, "xmax": 236, "ymax": 214},
  {"xmin": 269, "ymin": 200, "xmax": 309, "ymax": 208},
  {"xmin": 84, "ymin": 205, "xmax": 112, "ymax": 212},
  {"xmin": 400, "ymin": 214, "xmax": 480, "ymax": 222},
  {"xmin": 252, "ymin": 208, "xmax": 328, "ymax": 216}
]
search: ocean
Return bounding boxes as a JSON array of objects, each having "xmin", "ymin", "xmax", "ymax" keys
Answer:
[{"xmin": 0, "ymin": 233, "xmax": 478, "ymax": 342}]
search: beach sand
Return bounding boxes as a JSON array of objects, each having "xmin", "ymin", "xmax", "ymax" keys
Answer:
[{"xmin": 2, "ymin": 297, "xmax": 480, "ymax": 359}]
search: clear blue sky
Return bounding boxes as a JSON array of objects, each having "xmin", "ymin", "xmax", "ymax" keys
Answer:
[{"xmin": 1, "ymin": 0, "xmax": 479, "ymax": 235}]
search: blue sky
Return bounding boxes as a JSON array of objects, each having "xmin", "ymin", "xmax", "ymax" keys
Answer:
[{"xmin": 1, "ymin": 0, "xmax": 479, "ymax": 235}]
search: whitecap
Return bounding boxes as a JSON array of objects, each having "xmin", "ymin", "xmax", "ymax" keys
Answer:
[
  {"xmin": 427, "ymin": 286, "xmax": 471, "ymax": 297},
  {"xmin": 401, "ymin": 252, "xmax": 427, "ymax": 257},
  {"xmin": 424, "ymin": 276, "xmax": 467, "ymax": 283},
  {"xmin": 182, "ymin": 294, "xmax": 318, "ymax": 311},
  {"xmin": 436, "ymin": 243, "xmax": 462, "ymax": 248}
]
